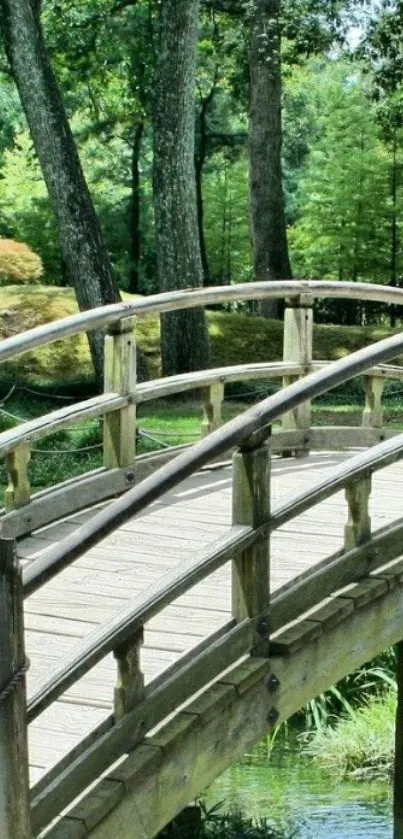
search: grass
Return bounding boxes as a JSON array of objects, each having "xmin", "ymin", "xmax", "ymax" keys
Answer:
[
  {"xmin": 158, "ymin": 802, "xmax": 296, "ymax": 839},
  {"xmin": 0, "ymin": 285, "xmax": 400, "ymax": 387},
  {"xmin": 303, "ymin": 690, "xmax": 396, "ymax": 780}
]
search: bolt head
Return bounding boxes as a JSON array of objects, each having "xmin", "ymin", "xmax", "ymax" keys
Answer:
[
  {"xmin": 267, "ymin": 673, "xmax": 280, "ymax": 693},
  {"xmin": 267, "ymin": 707, "xmax": 279, "ymax": 725},
  {"xmin": 257, "ymin": 616, "xmax": 270, "ymax": 638}
]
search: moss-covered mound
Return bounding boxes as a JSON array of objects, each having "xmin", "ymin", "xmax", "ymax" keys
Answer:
[{"xmin": 0, "ymin": 285, "xmax": 396, "ymax": 387}]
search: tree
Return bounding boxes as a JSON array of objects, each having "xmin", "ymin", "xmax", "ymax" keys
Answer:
[
  {"xmin": 248, "ymin": 0, "xmax": 292, "ymax": 318},
  {"xmin": 153, "ymin": 0, "xmax": 209, "ymax": 376},
  {"xmin": 0, "ymin": 0, "xmax": 120, "ymax": 379},
  {"xmin": 289, "ymin": 63, "xmax": 390, "ymax": 323}
]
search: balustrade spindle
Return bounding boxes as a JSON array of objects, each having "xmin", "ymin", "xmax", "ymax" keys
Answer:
[
  {"xmin": 201, "ymin": 382, "xmax": 224, "ymax": 437},
  {"xmin": 344, "ymin": 476, "xmax": 372, "ymax": 550},
  {"xmin": 362, "ymin": 375, "xmax": 384, "ymax": 429},
  {"xmin": 113, "ymin": 629, "xmax": 144, "ymax": 721},
  {"xmin": 4, "ymin": 442, "xmax": 31, "ymax": 511},
  {"xmin": 103, "ymin": 316, "xmax": 137, "ymax": 470}
]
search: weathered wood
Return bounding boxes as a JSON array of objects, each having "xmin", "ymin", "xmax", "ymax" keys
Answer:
[
  {"xmin": 362, "ymin": 375, "xmax": 384, "ymax": 428},
  {"xmin": 0, "ymin": 393, "xmax": 127, "ymax": 458},
  {"xmin": 4, "ymin": 442, "xmax": 31, "ymax": 511},
  {"xmin": 344, "ymin": 476, "xmax": 371, "ymax": 549},
  {"xmin": 201, "ymin": 382, "xmax": 224, "ymax": 436},
  {"xmin": 26, "ymin": 525, "xmax": 253, "ymax": 718},
  {"xmin": 103, "ymin": 317, "xmax": 137, "ymax": 469},
  {"xmin": 282, "ymin": 294, "xmax": 313, "ymax": 449},
  {"xmin": 232, "ymin": 435, "xmax": 271, "ymax": 626},
  {"xmin": 0, "ymin": 538, "xmax": 31, "ymax": 839},
  {"xmin": 136, "ymin": 363, "xmax": 301, "ymax": 404},
  {"xmin": 47, "ymin": 578, "xmax": 403, "ymax": 839},
  {"xmin": 1, "ymin": 280, "xmax": 403, "ymax": 368},
  {"xmin": 395, "ymin": 640, "xmax": 403, "ymax": 839},
  {"xmin": 114, "ymin": 629, "xmax": 144, "ymax": 720}
]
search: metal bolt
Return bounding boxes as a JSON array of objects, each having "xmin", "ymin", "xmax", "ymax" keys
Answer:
[
  {"xmin": 126, "ymin": 471, "xmax": 135, "ymax": 483},
  {"xmin": 267, "ymin": 707, "xmax": 279, "ymax": 725},
  {"xmin": 257, "ymin": 616, "xmax": 270, "ymax": 638},
  {"xmin": 266, "ymin": 673, "xmax": 280, "ymax": 693}
]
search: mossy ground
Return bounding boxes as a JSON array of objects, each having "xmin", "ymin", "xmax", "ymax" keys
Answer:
[{"xmin": 0, "ymin": 286, "xmax": 398, "ymax": 387}]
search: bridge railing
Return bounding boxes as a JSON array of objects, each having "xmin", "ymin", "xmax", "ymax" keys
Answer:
[
  {"xmin": 2, "ymin": 281, "xmax": 403, "ymax": 541},
  {"xmin": 0, "ymin": 325, "xmax": 398, "ymax": 835}
]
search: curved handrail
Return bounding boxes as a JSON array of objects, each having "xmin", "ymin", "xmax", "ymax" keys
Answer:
[
  {"xmin": 1, "ymin": 280, "xmax": 403, "ymax": 364},
  {"xmin": 23, "ymin": 327, "xmax": 403, "ymax": 595}
]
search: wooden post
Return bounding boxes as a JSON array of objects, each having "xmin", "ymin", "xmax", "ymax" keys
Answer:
[
  {"xmin": 201, "ymin": 382, "xmax": 224, "ymax": 437},
  {"xmin": 394, "ymin": 640, "xmax": 403, "ymax": 839},
  {"xmin": 232, "ymin": 429, "xmax": 271, "ymax": 650},
  {"xmin": 0, "ymin": 538, "xmax": 31, "ymax": 839},
  {"xmin": 4, "ymin": 442, "xmax": 31, "ymax": 511},
  {"xmin": 113, "ymin": 629, "xmax": 144, "ymax": 721},
  {"xmin": 104, "ymin": 316, "xmax": 137, "ymax": 470},
  {"xmin": 281, "ymin": 294, "xmax": 313, "ymax": 456},
  {"xmin": 344, "ymin": 476, "xmax": 371, "ymax": 550},
  {"xmin": 362, "ymin": 375, "xmax": 384, "ymax": 429}
]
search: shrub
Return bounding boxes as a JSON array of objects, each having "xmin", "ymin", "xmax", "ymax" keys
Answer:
[{"xmin": 0, "ymin": 238, "xmax": 43, "ymax": 285}]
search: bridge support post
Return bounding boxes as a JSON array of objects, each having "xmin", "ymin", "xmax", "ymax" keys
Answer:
[
  {"xmin": 282, "ymin": 294, "xmax": 313, "ymax": 457},
  {"xmin": 362, "ymin": 375, "xmax": 384, "ymax": 429},
  {"xmin": 232, "ymin": 428, "xmax": 271, "ymax": 651},
  {"xmin": 104, "ymin": 316, "xmax": 137, "ymax": 470},
  {"xmin": 4, "ymin": 441, "xmax": 31, "ymax": 512},
  {"xmin": 0, "ymin": 538, "xmax": 31, "ymax": 839}
]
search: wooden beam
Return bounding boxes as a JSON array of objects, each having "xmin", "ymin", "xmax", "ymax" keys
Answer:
[
  {"xmin": 282, "ymin": 293, "xmax": 313, "ymax": 451},
  {"xmin": 395, "ymin": 640, "xmax": 403, "ymax": 839},
  {"xmin": 103, "ymin": 317, "xmax": 137, "ymax": 469},
  {"xmin": 0, "ymin": 539, "xmax": 30, "ymax": 839},
  {"xmin": 4, "ymin": 442, "xmax": 31, "ymax": 511},
  {"xmin": 45, "ymin": 577, "xmax": 403, "ymax": 839},
  {"xmin": 232, "ymin": 433, "xmax": 271, "ymax": 634}
]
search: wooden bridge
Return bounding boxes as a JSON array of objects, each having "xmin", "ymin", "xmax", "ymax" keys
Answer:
[{"xmin": 2, "ymin": 280, "xmax": 403, "ymax": 839}]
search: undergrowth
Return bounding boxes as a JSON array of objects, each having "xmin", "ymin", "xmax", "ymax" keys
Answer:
[{"xmin": 303, "ymin": 690, "xmax": 396, "ymax": 780}]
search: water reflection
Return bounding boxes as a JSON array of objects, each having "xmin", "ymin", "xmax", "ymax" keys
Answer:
[{"xmin": 209, "ymin": 745, "xmax": 392, "ymax": 838}]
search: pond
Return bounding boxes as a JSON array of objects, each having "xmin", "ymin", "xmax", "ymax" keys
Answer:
[{"xmin": 209, "ymin": 743, "xmax": 392, "ymax": 838}]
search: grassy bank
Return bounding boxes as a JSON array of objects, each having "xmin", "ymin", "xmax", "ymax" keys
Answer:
[
  {"xmin": 0, "ymin": 285, "xmax": 399, "ymax": 387},
  {"xmin": 304, "ymin": 690, "xmax": 396, "ymax": 780}
]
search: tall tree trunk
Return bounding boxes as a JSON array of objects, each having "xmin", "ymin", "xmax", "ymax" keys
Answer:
[
  {"xmin": 390, "ymin": 133, "xmax": 398, "ymax": 328},
  {"xmin": 128, "ymin": 121, "xmax": 144, "ymax": 294},
  {"xmin": 248, "ymin": 0, "xmax": 292, "ymax": 319},
  {"xmin": 0, "ymin": 0, "xmax": 120, "ymax": 381},
  {"xmin": 153, "ymin": 0, "xmax": 209, "ymax": 377}
]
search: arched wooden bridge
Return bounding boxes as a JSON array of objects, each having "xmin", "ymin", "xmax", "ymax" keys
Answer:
[{"xmin": 2, "ymin": 281, "xmax": 403, "ymax": 839}]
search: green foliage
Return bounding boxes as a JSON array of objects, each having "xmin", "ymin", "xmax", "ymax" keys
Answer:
[
  {"xmin": 159, "ymin": 801, "xmax": 295, "ymax": 839},
  {"xmin": 289, "ymin": 62, "xmax": 391, "ymax": 291},
  {"xmin": 0, "ymin": 238, "xmax": 43, "ymax": 285},
  {"xmin": 304, "ymin": 690, "xmax": 396, "ymax": 779}
]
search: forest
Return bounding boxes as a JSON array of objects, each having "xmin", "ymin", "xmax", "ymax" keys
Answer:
[{"xmin": 0, "ymin": 0, "xmax": 402, "ymax": 380}]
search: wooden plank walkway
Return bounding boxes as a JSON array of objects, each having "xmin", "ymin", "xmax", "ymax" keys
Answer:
[{"xmin": 18, "ymin": 451, "xmax": 403, "ymax": 785}]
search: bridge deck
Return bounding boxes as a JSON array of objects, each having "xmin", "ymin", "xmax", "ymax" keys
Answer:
[{"xmin": 19, "ymin": 451, "xmax": 402, "ymax": 785}]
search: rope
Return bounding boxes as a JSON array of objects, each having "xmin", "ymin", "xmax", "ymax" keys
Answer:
[{"xmin": 0, "ymin": 658, "xmax": 30, "ymax": 705}]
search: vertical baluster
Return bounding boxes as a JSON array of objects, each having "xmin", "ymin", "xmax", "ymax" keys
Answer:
[
  {"xmin": 201, "ymin": 382, "xmax": 224, "ymax": 437},
  {"xmin": 344, "ymin": 476, "xmax": 372, "ymax": 550},
  {"xmin": 282, "ymin": 293, "xmax": 313, "ymax": 455},
  {"xmin": 104, "ymin": 316, "xmax": 137, "ymax": 470},
  {"xmin": 4, "ymin": 442, "xmax": 31, "ymax": 511},
  {"xmin": 113, "ymin": 629, "xmax": 144, "ymax": 721},
  {"xmin": 0, "ymin": 538, "xmax": 31, "ymax": 839},
  {"xmin": 362, "ymin": 375, "xmax": 384, "ymax": 429},
  {"xmin": 232, "ymin": 428, "xmax": 271, "ymax": 652}
]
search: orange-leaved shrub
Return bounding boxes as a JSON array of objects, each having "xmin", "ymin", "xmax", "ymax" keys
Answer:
[{"xmin": 0, "ymin": 238, "xmax": 43, "ymax": 285}]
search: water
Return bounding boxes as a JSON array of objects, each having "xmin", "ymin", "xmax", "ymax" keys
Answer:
[{"xmin": 209, "ymin": 744, "xmax": 392, "ymax": 838}]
